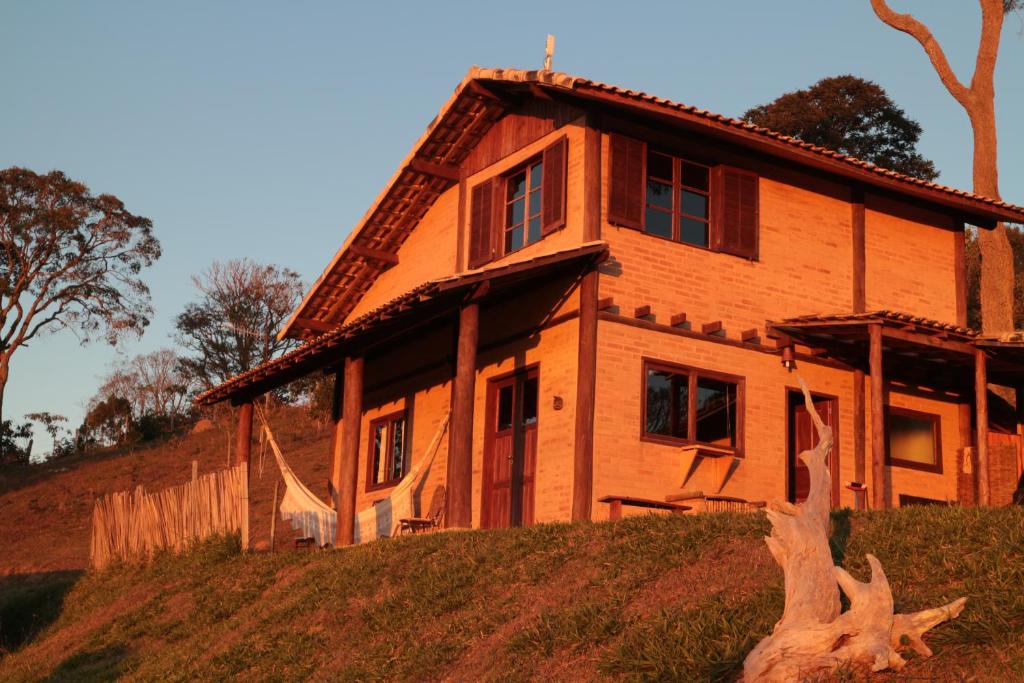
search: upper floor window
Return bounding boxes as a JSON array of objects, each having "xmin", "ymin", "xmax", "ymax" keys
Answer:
[
  {"xmin": 504, "ymin": 159, "xmax": 544, "ymax": 254},
  {"xmin": 642, "ymin": 359, "xmax": 743, "ymax": 453},
  {"xmin": 367, "ymin": 410, "xmax": 408, "ymax": 489},
  {"xmin": 609, "ymin": 133, "xmax": 759, "ymax": 260},
  {"xmin": 468, "ymin": 136, "xmax": 568, "ymax": 269},
  {"xmin": 645, "ymin": 149, "xmax": 711, "ymax": 247}
]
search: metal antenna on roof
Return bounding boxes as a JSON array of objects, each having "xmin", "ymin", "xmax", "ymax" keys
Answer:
[{"xmin": 543, "ymin": 34, "xmax": 555, "ymax": 71}]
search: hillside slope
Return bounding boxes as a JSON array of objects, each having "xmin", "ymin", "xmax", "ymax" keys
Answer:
[
  {"xmin": 2, "ymin": 508, "xmax": 1024, "ymax": 681},
  {"xmin": 0, "ymin": 408, "xmax": 333, "ymax": 575}
]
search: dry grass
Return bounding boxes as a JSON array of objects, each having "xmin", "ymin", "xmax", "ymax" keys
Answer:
[
  {"xmin": 1, "ymin": 416, "xmax": 1023, "ymax": 680},
  {"xmin": 1, "ymin": 507, "xmax": 1021, "ymax": 681}
]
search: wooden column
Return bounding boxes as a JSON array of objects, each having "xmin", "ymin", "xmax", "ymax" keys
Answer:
[
  {"xmin": 447, "ymin": 301, "xmax": 479, "ymax": 528},
  {"xmin": 337, "ymin": 356, "xmax": 364, "ymax": 545},
  {"xmin": 954, "ymin": 225, "xmax": 968, "ymax": 328},
  {"xmin": 851, "ymin": 187, "xmax": 866, "ymax": 312},
  {"xmin": 869, "ymin": 324, "xmax": 887, "ymax": 510},
  {"xmin": 571, "ymin": 119, "xmax": 602, "ymax": 521},
  {"xmin": 1017, "ymin": 386, "xmax": 1024, "ymax": 487},
  {"xmin": 572, "ymin": 270, "xmax": 598, "ymax": 521},
  {"xmin": 853, "ymin": 370, "xmax": 866, "ymax": 509},
  {"xmin": 958, "ymin": 401, "xmax": 976, "ymax": 505},
  {"xmin": 328, "ymin": 369, "xmax": 344, "ymax": 510},
  {"xmin": 975, "ymin": 349, "xmax": 990, "ymax": 506},
  {"xmin": 234, "ymin": 401, "xmax": 254, "ymax": 467}
]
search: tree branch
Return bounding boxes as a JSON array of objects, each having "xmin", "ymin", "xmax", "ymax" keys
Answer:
[{"xmin": 869, "ymin": 0, "xmax": 974, "ymax": 107}]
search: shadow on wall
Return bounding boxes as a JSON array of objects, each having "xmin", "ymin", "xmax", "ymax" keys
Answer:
[{"xmin": 0, "ymin": 570, "xmax": 82, "ymax": 653}]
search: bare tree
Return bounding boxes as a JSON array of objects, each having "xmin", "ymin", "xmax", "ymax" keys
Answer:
[
  {"xmin": 96, "ymin": 349, "xmax": 192, "ymax": 425},
  {"xmin": 870, "ymin": 0, "xmax": 1021, "ymax": 334},
  {"xmin": 0, "ymin": 167, "xmax": 160, "ymax": 423},
  {"xmin": 174, "ymin": 259, "xmax": 303, "ymax": 390}
]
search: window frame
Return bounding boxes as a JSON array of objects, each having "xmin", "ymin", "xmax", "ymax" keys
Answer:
[
  {"xmin": 365, "ymin": 409, "xmax": 410, "ymax": 492},
  {"xmin": 643, "ymin": 149, "xmax": 713, "ymax": 249},
  {"xmin": 885, "ymin": 406, "xmax": 943, "ymax": 474},
  {"xmin": 500, "ymin": 155, "xmax": 545, "ymax": 257},
  {"xmin": 640, "ymin": 358, "xmax": 745, "ymax": 456}
]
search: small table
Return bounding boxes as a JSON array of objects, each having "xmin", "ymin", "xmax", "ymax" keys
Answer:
[{"xmin": 598, "ymin": 495, "xmax": 693, "ymax": 521}]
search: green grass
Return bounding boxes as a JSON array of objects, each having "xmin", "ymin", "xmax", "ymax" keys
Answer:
[{"xmin": 1, "ymin": 507, "xmax": 1022, "ymax": 681}]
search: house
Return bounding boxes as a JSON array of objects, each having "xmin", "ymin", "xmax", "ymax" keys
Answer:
[{"xmin": 197, "ymin": 67, "xmax": 1024, "ymax": 544}]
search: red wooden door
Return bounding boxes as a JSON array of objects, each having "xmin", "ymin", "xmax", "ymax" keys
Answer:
[
  {"xmin": 789, "ymin": 394, "xmax": 839, "ymax": 506},
  {"xmin": 483, "ymin": 368, "xmax": 538, "ymax": 528}
]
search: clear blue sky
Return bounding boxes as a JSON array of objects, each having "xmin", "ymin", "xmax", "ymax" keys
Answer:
[{"xmin": 1, "ymin": 1, "xmax": 1022, "ymax": 453}]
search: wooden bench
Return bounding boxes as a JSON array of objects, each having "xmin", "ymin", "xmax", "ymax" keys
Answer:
[
  {"xmin": 598, "ymin": 495, "xmax": 692, "ymax": 521},
  {"xmin": 704, "ymin": 495, "xmax": 766, "ymax": 513}
]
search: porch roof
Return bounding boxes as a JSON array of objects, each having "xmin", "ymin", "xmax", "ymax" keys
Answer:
[
  {"xmin": 768, "ymin": 311, "xmax": 1024, "ymax": 390},
  {"xmin": 194, "ymin": 242, "xmax": 608, "ymax": 406}
]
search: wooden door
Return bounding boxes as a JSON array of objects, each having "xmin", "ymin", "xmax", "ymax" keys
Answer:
[
  {"xmin": 788, "ymin": 392, "xmax": 840, "ymax": 506},
  {"xmin": 483, "ymin": 368, "xmax": 538, "ymax": 528}
]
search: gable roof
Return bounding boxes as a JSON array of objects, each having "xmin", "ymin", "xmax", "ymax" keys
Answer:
[{"xmin": 282, "ymin": 66, "xmax": 1024, "ymax": 340}]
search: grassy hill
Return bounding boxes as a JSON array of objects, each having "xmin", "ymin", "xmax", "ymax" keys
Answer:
[{"xmin": 1, "ymin": 507, "xmax": 1024, "ymax": 681}]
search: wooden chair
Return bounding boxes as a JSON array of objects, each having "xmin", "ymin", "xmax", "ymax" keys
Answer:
[{"xmin": 397, "ymin": 485, "xmax": 446, "ymax": 535}]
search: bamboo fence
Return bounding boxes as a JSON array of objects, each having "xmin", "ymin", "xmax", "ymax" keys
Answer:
[{"xmin": 90, "ymin": 463, "xmax": 248, "ymax": 569}]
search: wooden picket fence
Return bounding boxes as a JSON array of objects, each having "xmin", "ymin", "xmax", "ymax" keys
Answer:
[{"xmin": 90, "ymin": 463, "xmax": 249, "ymax": 569}]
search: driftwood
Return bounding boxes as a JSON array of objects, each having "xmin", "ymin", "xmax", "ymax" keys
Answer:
[{"xmin": 742, "ymin": 376, "xmax": 966, "ymax": 681}]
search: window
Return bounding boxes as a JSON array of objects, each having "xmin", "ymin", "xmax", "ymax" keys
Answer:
[
  {"xmin": 886, "ymin": 407, "xmax": 941, "ymax": 473},
  {"xmin": 367, "ymin": 411, "xmax": 408, "ymax": 489},
  {"xmin": 642, "ymin": 360, "xmax": 742, "ymax": 452},
  {"xmin": 467, "ymin": 136, "xmax": 568, "ymax": 268},
  {"xmin": 504, "ymin": 159, "xmax": 544, "ymax": 254},
  {"xmin": 645, "ymin": 149, "xmax": 711, "ymax": 247},
  {"xmin": 608, "ymin": 133, "xmax": 759, "ymax": 260}
]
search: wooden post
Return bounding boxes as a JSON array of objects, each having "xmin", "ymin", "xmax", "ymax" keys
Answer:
[
  {"xmin": 447, "ymin": 300, "xmax": 480, "ymax": 529},
  {"xmin": 954, "ymin": 225, "xmax": 968, "ymax": 328},
  {"xmin": 1016, "ymin": 386, "xmax": 1024, "ymax": 486},
  {"xmin": 572, "ymin": 270, "xmax": 598, "ymax": 521},
  {"xmin": 975, "ymin": 349, "xmax": 990, "ymax": 506},
  {"xmin": 958, "ymin": 401, "xmax": 976, "ymax": 505},
  {"xmin": 191, "ymin": 460, "xmax": 198, "ymax": 482},
  {"xmin": 240, "ymin": 461, "xmax": 250, "ymax": 551},
  {"xmin": 869, "ymin": 324, "xmax": 887, "ymax": 510},
  {"xmin": 851, "ymin": 187, "xmax": 866, "ymax": 313},
  {"xmin": 328, "ymin": 369, "xmax": 344, "ymax": 511},
  {"xmin": 853, "ymin": 369, "xmax": 866, "ymax": 510},
  {"xmin": 270, "ymin": 480, "xmax": 280, "ymax": 553},
  {"xmin": 337, "ymin": 356, "xmax": 364, "ymax": 545},
  {"xmin": 234, "ymin": 401, "xmax": 254, "ymax": 467}
]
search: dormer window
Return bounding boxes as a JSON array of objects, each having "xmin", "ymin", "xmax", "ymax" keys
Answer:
[
  {"xmin": 504, "ymin": 159, "xmax": 544, "ymax": 254},
  {"xmin": 467, "ymin": 136, "xmax": 568, "ymax": 268}
]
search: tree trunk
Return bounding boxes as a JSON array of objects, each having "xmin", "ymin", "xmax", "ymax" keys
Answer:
[
  {"xmin": 0, "ymin": 357, "xmax": 8, "ymax": 461},
  {"xmin": 742, "ymin": 376, "xmax": 965, "ymax": 681},
  {"xmin": 971, "ymin": 102, "xmax": 1015, "ymax": 334}
]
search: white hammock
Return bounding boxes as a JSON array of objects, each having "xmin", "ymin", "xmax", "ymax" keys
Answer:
[{"xmin": 259, "ymin": 409, "xmax": 449, "ymax": 547}]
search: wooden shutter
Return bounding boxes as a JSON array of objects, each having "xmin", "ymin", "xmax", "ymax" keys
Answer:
[
  {"xmin": 608, "ymin": 134, "xmax": 645, "ymax": 230},
  {"xmin": 541, "ymin": 136, "xmax": 567, "ymax": 235},
  {"xmin": 468, "ymin": 178, "xmax": 496, "ymax": 268},
  {"xmin": 713, "ymin": 166, "xmax": 759, "ymax": 260}
]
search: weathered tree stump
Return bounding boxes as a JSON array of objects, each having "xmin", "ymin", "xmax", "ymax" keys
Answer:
[{"xmin": 742, "ymin": 375, "xmax": 966, "ymax": 681}]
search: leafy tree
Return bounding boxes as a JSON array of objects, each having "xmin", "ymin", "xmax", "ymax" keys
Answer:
[
  {"xmin": 871, "ymin": 0, "xmax": 1020, "ymax": 334},
  {"xmin": 0, "ymin": 419, "xmax": 32, "ymax": 465},
  {"xmin": 79, "ymin": 395, "xmax": 133, "ymax": 448},
  {"xmin": 174, "ymin": 259, "xmax": 303, "ymax": 391},
  {"xmin": 742, "ymin": 75, "xmax": 938, "ymax": 181},
  {"xmin": 24, "ymin": 411, "xmax": 73, "ymax": 459},
  {"xmin": 0, "ymin": 167, "xmax": 160, "ymax": 427}
]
